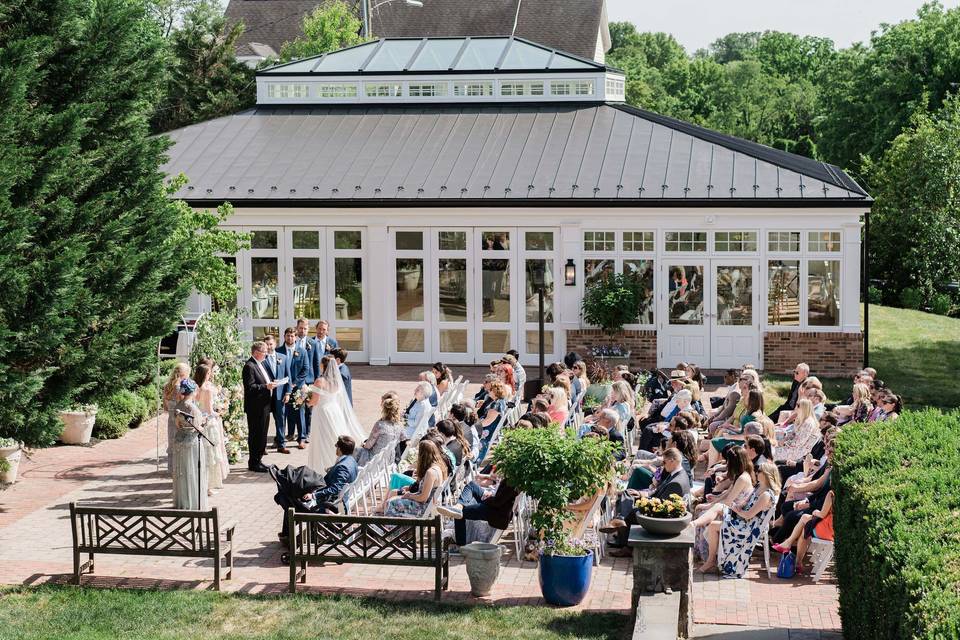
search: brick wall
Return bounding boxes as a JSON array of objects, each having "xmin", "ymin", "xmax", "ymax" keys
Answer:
[
  {"xmin": 565, "ymin": 329, "xmax": 658, "ymax": 371},
  {"xmin": 763, "ymin": 331, "xmax": 864, "ymax": 377}
]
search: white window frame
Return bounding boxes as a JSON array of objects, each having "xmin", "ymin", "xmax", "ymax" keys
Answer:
[
  {"xmin": 453, "ymin": 81, "xmax": 494, "ymax": 97},
  {"xmin": 713, "ymin": 230, "xmax": 759, "ymax": 254},
  {"xmin": 581, "ymin": 229, "xmax": 656, "ymax": 329},
  {"xmin": 408, "ymin": 81, "xmax": 449, "ymax": 98},
  {"xmin": 500, "ymin": 80, "xmax": 545, "ymax": 97},
  {"xmin": 807, "ymin": 230, "xmax": 842, "ymax": 254},
  {"xmin": 764, "ymin": 229, "xmax": 844, "ymax": 332},
  {"xmin": 316, "ymin": 83, "xmax": 359, "ymax": 98},
  {"xmin": 663, "ymin": 231, "xmax": 708, "ymax": 253},
  {"xmin": 767, "ymin": 230, "xmax": 802, "ymax": 253},
  {"xmin": 267, "ymin": 83, "xmax": 309, "ymax": 99},
  {"xmin": 364, "ymin": 82, "xmax": 402, "ymax": 97}
]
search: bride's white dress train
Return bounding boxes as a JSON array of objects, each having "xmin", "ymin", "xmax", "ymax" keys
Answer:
[{"xmin": 306, "ymin": 361, "xmax": 367, "ymax": 472}]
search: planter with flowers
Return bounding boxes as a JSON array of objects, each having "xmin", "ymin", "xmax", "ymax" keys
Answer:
[
  {"xmin": 0, "ymin": 437, "xmax": 22, "ymax": 484},
  {"xmin": 493, "ymin": 426, "xmax": 616, "ymax": 606},
  {"xmin": 58, "ymin": 404, "xmax": 98, "ymax": 445},
  {"xmin": 633, "ymin": 495, "xmax": 691, "ymax": 537}
]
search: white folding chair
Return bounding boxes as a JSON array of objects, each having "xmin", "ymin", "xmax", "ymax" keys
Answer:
[
  {"xmin": 717, "ymin": 506, "xmax": 775, "ymax": 578},
  {"xmin": 809, "ymin": 538, "xmax": 834, "ymax": 583}
]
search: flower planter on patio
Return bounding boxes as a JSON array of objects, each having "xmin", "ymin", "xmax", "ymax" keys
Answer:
[
  {"xmin": 59, "ymin": 408, "xmax": 98, "ymax": 445},
  {"xmin": 0, "ymin": 442, "xmax": 22, "ymax": 484}
]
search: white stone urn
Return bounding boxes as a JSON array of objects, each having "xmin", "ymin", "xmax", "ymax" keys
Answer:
[
  {"xmin": 460, "ymin": 542, "xmax": 503, "ymax": 597},
  {"xmin": 0, "ymin": 442, "xmax": 21, "ymax": 484},
  {"xmin": 58, "ymin": 407, "xmax": 98, "ymax": 445}
]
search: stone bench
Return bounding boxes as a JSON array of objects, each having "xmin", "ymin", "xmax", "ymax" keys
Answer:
[{"xmin": 69, "ymin": 503, "xmax": 236, "ymax": 590}]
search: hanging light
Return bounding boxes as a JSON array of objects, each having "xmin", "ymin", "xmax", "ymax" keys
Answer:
[{"xmin": 564, "ymin": 259, "xmax": 576, "ymax": 286}]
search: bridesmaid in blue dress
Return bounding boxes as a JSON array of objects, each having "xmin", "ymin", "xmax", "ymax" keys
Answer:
[{"xmin": 172, "ymin": 379, "xmax": 209, "ymax": 510}]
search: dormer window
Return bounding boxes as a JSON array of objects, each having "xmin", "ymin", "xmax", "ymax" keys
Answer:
[
  {"xmin": 365, "ymin": 83, "xmax": 402, "ymax": 97},
  {"xmin": 267, "ymin": 83, "xmax": 309, "ymax": 99},
  {"xmin": 550, "ymin": 80, "xmax": 594, "ymax": 97},
  {"xmin": 501, "ymin": 81, "xmax": 545, "ymax": 97},
  {"xmin": 409, "ymin": 82, "xmax": 448, "ymax": 97},
  {"xmin": 453, "ymin": 81, "xmax": 494, "ymax": 97}
]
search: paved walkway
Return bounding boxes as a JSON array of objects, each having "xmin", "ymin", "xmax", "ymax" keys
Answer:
[{"xmin": 0, "ymin": 365, "xmax": 840, "ymax": 632}]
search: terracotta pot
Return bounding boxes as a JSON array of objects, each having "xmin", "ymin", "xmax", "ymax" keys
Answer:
[
  {"xmin": 0, "ymin": 446, "xmax": 21, "ymax": 484},
  {"xmin": 460, "ymin": 542, "xmax": 503, "ymax": 597},
  {"xmin": 635, "ymin": 512, "xmax": 692, "ymax": 537},
  {"xmin": 59, "ymin": 410, "xmax": 98, "ymax": 445}
]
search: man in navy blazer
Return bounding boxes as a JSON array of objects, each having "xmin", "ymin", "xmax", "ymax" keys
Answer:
[
  {"xmin": 310, "ymin": 320, "xmax": 339, "ymax": 382},
  {"xmin": 293, "ymin": 319, "xmax": 317, "ymax": 443},
  {"xmin": 263, "ymin": 334, "xmax": 292, "ymax": 453},
  {"xmin": 277, "ymin": 326, "xmax": 313, "ymax": 448},
  {"xmin": 330, "ymin": 347, "xmax": 353, "ymax": 407},
  {"xmin": 277, "ymin": 436, "xmax": 358, "ymax": 538}
]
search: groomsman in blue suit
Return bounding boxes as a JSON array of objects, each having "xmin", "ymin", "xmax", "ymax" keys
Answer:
[
  {"xmin": 263, "ymin": 334, "xmax": 292, "ymax": 454},
  {"xmin": 278, "ymin": 325, "xmax": 313, "ymax": 448},
  {"xmin": 309, "ymin": 320, "xmax": 339, "ymax": 379}
]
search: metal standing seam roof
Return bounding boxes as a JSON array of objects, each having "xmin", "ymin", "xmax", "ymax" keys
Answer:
[
  {"xmin": 162, "ymin": 102, "xmax": 870, "ymax": 205},
  {"xmin": 258, "ymin": 36, "xmax": 615, "ymax": 75}
]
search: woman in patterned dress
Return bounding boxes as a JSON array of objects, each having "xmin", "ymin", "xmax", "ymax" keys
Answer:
[
  {"xmin": 162, "ymin": 362, "xmax": 191, "ymax": 473},
  {"xmin": 693, "ymin": 445, "xmax": 756, "ymax": 560},
  {"xmin": 378, "ymin": 440, "xmax": 446, "ymax": 517}
]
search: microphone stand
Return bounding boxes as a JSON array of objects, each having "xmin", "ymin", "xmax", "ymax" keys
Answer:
[{"xmin": 177, "ymin": 410, "xmax": 216, "ymax": 510}]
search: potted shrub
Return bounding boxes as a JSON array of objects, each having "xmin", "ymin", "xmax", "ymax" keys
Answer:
[
  {"xmin": 581, "ymin": 273, "xmax": 645, "ymax": 360},
  {"xmin": 633, "ymin": 495, "xmax": 691, "ymax": 537},
  {"xmin": 0, "ymin": 437, "xmax": 22, "ymax": 484},
  {"xmin": 58, "ymin": 404, "xmax": 98, "ymax": 445},
  {"xmin": 493, "ymin": 426, "xmax": 616, "ymax": 606}
]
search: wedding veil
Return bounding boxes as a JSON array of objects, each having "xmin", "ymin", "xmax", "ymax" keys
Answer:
[{"xmin": 320, "ymin": 356, "xmax": 364, "ymax": 442}]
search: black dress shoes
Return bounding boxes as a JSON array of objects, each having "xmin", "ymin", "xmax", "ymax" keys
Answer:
[{"xmin": 248, "ymin": 462, "xmax": 268, "ymax": 473}]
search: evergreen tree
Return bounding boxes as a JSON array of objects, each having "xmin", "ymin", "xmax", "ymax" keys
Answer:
[{"xmin": 0, "ymin": 0, "xmax": 245, "ymax": 446}]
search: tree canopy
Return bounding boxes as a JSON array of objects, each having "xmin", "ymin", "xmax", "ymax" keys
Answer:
[{"xmin": 279, "ymin": 0, "xmax": 367, "ymax": 63}]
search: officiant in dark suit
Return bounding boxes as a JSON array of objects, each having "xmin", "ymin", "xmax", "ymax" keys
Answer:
[{"xmin": 243, "ymin": 341, "xmax": 278, "ymax": 472}]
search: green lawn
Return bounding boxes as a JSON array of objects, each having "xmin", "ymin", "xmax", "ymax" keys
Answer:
[
  {"xmin": 0, "ymin": 586, "xmax": 629, "ymax": 640},
  {"xmin": 763, "ymin": 305, "xmax": 960, "ymax": 411}
]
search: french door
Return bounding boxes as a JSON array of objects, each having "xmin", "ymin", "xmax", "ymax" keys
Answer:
[
  {"xmin": 389, "ymin": 227, "xmax": 558, "ymax": 365},
  {"xmin": 658, "ymin": 260, "xmax": 759, "ymax": 369}
]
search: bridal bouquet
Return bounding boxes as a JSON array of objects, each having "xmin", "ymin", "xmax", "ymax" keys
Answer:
[{"xmin": 290, "ymin": 385, "xmax": 309, "ymax": 409}]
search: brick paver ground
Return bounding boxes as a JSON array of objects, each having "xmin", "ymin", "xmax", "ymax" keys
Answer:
[{"xmin": 0, "ymin": 365, "xmax": 840, "ymax": 631}]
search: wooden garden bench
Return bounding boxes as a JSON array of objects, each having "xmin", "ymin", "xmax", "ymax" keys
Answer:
[
  {"xmin": 69, "ymin": 503, "xmax": 236, "ymax": 590},
  {"xmin": 286, "ymin": 510, "xmax": 449, "ymax": 600}
]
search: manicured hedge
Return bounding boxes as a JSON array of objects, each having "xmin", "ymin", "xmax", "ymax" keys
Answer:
[
  {"xmin": 93, "ymin": 390, "xmax": 145, "ymax": 440},
  {"xmin": 834, "ymin": 409, "xmax": 960, "ymax": 639}
]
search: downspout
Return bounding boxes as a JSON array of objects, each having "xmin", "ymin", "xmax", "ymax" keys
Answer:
[{"xmin": 863, "ymin": 208, "xmax": 870, "ymax": 368}]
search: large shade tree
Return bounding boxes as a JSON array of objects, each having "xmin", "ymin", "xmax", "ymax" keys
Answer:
[{"xmin": 0, "ymin": 0, "xmax": 245, "ymax": 446}]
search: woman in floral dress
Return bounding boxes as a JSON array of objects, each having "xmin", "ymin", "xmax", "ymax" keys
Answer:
[{"xmin": 377, "ymin": 440, "xmax": 447, "ymax": 517}]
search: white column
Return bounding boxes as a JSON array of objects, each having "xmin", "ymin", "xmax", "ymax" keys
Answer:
[
  {"xmin": 841, "ymin": 221, "xmax": 863, "ymax": 333},
  {"xmin": 558, "ymin": 223, "xmax": 582, "ymax": 335},
  {"xmin": 367, "ymin": 224, "xmax": 390, "ymax": 365}
]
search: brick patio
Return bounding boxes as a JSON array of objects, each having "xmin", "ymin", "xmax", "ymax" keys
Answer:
[{"xmin": 0, "ymin": 365, "xmax": 840, "ymax": 632}]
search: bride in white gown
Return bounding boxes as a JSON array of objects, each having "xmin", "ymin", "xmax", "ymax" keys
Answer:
[{"xmin": 306, "ymin": 356, "xmax": 367, "ymax": 472}]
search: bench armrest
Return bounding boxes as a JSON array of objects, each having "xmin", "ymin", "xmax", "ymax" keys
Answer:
[{"xmin": 223, "ymin": 522, "xmax": 238, "ymax": 539}]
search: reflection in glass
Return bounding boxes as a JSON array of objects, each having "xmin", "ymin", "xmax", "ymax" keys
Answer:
[
  {"xmin": 438, "ymin": 258, "xmax": 468, "ymax": 321},
  {"xmin": 250, "ymin": 257, "xmax": 279, "ymax": 319},
  {"xmin": 439, "ymin": 231, "xmax": 466, "ymax": 251},
  {"xmin": 292, "ymin": 230, "xmax": 319, "ymax": 249},
  {"xmin": 483, "ymin": 330, "xmax": 511, "ymax": 354},
  {"xmin": 335, "ymin": 327, "xmax": 363, "ymax": 351},
  {"xmin": 624, "ymin": 259, "xmax": 655, "ymax": 324},
  {"xmin": 716, "ymin": 265, "xmax": 753, "ymax": 326},
  {"xmin": 396, "ymin": 231, "xmax": 423, "ymax": 250},
  {"xmin": 251, "ymin": 230, "xmax": 278, "ymax": 249},
  {"xmin": 396, "ymin": 259, "xmax": 424, "ymax": 321},
  {"xmin": 292, "ymin": 257, "xmax": 320, "ymax": 319},
  {"xmin": 253, "ymin": 326, "xmax": 280, "ymax": 341},
  {"xmin": 768, "ymin": 260, "xmax": 800, "ymax": 326},
  {"xmin": 525, "ymin": 259, "xmax": 554, "ymax": 322},
  {"xmin": 334, "ymin": 230, "xmax": 362, "ymax": 250},
  {"xmin": 396, "ymin": 329, "xmax": 425, "ymax": 352},
  {"xmin": 583, "ymin": 259, "xmax": 614, "ymax": 289},
  {"xmin": 213, "ymin": 256, "xmax": 237, "ymax": 313},
  {"xmin": 525, "ymin": 231, "xmax": 554, "ymax": 251},
  {"xmin": 808, "ymin": 260, "xmax": 841, "ymax": 326},
  {"xmin": 480, "ymin": 231, "xmax": 510, "ymax": 250},
  {"xmin": 668, "ymin": 265, "xmax": 704, "ymax": 325},
  {"xmin": 334, "ymin": 257, "xmax": 363, "ymax": 320},
  {"xmin": 481, "ymin": 258, "xmax": 510, "ymax": 321},
  {"xmin": 525, "ymin": 330, "xmax": 554, "ymax": 354},
  {"xmin": 439, "ymin": 329, "xmax": 468, "ymax": 353}
]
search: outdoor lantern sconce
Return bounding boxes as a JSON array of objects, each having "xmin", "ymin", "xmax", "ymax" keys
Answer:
[{"xmin": 564, "ymin": 259, "xmax": 576, "ymax": 286}]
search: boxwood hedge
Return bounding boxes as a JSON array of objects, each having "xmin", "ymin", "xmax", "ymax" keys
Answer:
[{"xmin": 834, "ymin": 409, "xmax": 960, "ymax": 639}]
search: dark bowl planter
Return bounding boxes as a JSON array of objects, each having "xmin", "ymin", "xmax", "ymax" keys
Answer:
[
  {"xmin": 635, "ymin": 512, "xmax": 692, "ymax": 537},
  {"xmin": 538, "ymin": 551, "xmax": 594, "ymax": 606}
]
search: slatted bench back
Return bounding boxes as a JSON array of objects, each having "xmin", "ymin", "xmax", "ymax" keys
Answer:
[
  {"xmin": 290, "ymin": 512, "xmax": 443, "ymax": 566},
  {"xmin": 70, "ymin": 504, "xmax": 220, "ymax": 559}
]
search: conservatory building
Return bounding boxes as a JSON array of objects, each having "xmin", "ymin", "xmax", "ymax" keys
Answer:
[{"xmin": 164, "ymin": 36, "xmax": 870, "ymax": 375}]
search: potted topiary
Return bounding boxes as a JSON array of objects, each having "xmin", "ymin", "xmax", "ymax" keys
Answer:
[
  {"xmin": 58, "ymin": 404, "xmax": 98, "ymax": 445},
  {"xmin": 633, "ymin": 495, "xmax": 691, "ymax": 536},
  {"xmin": 492, "ymin": 426, "xmax": 616, "ymax": 606},
  {"xmin": 0, "ymin": 437, "xmax": 22, "ymax": 484}
]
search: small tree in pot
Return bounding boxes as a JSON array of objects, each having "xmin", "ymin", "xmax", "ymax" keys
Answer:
[
  {"xmin": 581, "ymin": 272, "xmax": 644, "ymax": 336},
  {"xmin": 492, "ymin": 426, "xmax": 616, "ymax": 605}
]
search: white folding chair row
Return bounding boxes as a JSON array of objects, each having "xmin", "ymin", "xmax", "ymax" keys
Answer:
[
  {"xmin": 715, "ymin": 506, "xmax": 776, "ymax": 579},
  {"xmin": 512, "ymin": 494, "xmax": 535, "ymax": 561},
  {"xmin": 581, "ymin": 493, "xmax": 609, "ymax": 566}
]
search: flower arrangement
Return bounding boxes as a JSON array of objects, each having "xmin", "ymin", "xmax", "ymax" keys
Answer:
[
  {"xmin": 633, "ymin": 494, "xmax": 688, "ymax": 519},
  {"xmin": 290, "ymin": 385, "xmax": 309, "ymax": 409},
  {"xmin": 588, "ymin": 344, "xmax": 630, "ymax": 358},
  {"xmin": 65, "ymin": 404, "xmax": 98, "ymax": 415}
]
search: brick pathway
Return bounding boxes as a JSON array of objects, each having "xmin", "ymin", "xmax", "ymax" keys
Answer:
[{"xmin": 0, "ymin": 365, "xmax": 839, "ymax": 631}]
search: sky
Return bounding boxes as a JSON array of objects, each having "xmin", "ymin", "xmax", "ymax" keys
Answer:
[{"xmin": 606, "ymin": 0, "xmax": 960, "ymax": 52}]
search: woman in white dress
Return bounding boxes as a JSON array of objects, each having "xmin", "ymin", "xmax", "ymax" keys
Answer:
[
  {"xmin": 162, "ymin": 362, "xmax": 191, "ymax": 473},
  {"xmin": 194, "ymin": 363, "xmax": 230, "ymax": 494},
  {"xmin": 306, "ymin": 356, "xmax": 366, "ymax": 472}
]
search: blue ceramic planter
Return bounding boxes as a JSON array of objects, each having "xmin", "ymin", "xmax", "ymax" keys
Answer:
[{"xmin": 538, "ymin": 551, "xmax": 594, "ymax": 606}]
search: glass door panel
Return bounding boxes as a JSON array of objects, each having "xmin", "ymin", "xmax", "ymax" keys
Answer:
[
  {"xmin": 667, "ymin": 265, "xmax": 705, "ymax": 325},
  {"xmin": 435, "ymin": 230, "xmax": 472, "ymax": 363},
  {"xmin": 711, "ymin": 262, "xmax": 759, "ymax": 369},
  {"xmin": 659, "ymin": 262, "xmax": 709, "ymax": 368},
  {"xmin": 519, "ymin": 229, "xmax": 559, "ymax": 367},
  {"xmin": 392, "ymin": 228, "xmax": 429, "ymax": 361},
  {"xmin": 477, "ymin": 230, "xmax": 513, "ymax": 363},
  {"xmin": 292, "ymin": 257, "xmax": 320, "ymax": 319}
]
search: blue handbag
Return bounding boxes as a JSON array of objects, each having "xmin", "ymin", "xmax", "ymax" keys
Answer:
[{"xmin": 777, "ymin": 551, "xmax": 796, "ymax": 579}]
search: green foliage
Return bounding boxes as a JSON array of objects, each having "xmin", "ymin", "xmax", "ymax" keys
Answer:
[
  {"xmin": 150, "ymin": 1, "xmax": 255, "ymax": 133},
  {"xmin": 279, "ymin": 1, "xmax": 368, "ymax": 62},
  {"xmin": 581, "ymin": 273, "xmax": 645, "ymax": 335},
  {"xmin": 867, "ymin": 285, "xmax": 883, "ymax": 305},
  {"xmin": 492, "ymin": 427, "xmax": 615, "ymax": 553},
  {"xmin": 136, "ymin": 382, "xmax": 160, "ymax": 416},
  {"xmin": 0, "ymin": 0, "xmax": 246, "ymax": 447},
  {"xmin": 93, "ymin": 390, "xmax": 143, "ymax": 439},
  {"xmin": 901, "ymin": 287, "xmax": 925, "ymax": 310},
  {"xmin": 833, "ymin": 410, "xmax": 960, "ymax": 639},
  {"xmin": 930, "ymin": 293, "xmax": 953, "ymax": 316}
]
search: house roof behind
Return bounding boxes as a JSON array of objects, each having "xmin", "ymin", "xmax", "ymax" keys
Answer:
[
  {"xmin": 162, "ymin": 102, "xmax": 869, "ymax": 205},
  {"xmin": 225, "ymin": 0, "xmax": 608, "ymax": 61}
]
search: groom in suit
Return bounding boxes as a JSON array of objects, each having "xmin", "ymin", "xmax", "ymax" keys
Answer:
[
  {"xmin": 263, "ymin": 334, "xmax": 292, "ymax": 454},
  {"xmin": 309, "ymin": 320, "xmax": 339, "ymax": 382},
  {"xmin": 277, "ymin": 326, "xmax": 312, "ymax": 449},
  {"xmin": 242, "ymin": 341, "xmax": 278, "ymax": 472}
]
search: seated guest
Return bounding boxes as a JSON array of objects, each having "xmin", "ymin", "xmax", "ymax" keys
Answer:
[
  {"xmin": 638, "ymin": 369, "xmax": 688, "ymax": 429},
  {"xmin": 698, "ymin": 445, "xmax": 756, "ymax": 515},
  {"xmin": 419, "ymin": 371, "xmax": 440, "ymax": 407},
  {"xmin": 769, "ymin": 363, "xmax": 810, "ymax": 422},
  {"xmin": 773, "ymin": 490, "xmax": 834, "ymax": 574},
  {"xmin": 449, "ymin": 403, "xmax": 481, "ymax": 450},
  {"xmin": 589, "ymin": 408, "xmax": 626, "ymax": 460},
  {"xmin": 827, "ymin": 370, "xmax": 873, "ymax": 410},
  {"xmin": 438, "ymin": 472, "xmax": 520, "ymax": 547},
  {"xmin": 627, "ymin": 427, "xmax": 697, "ymax": 491},
  {"xmin": 546, "ymin": 361, "xmax": 567, "ymax": 384},
  {"xmin": 273, "ymin": 436, "xmax": 357, "ymax": 539},
  {"xmin": 608, "ymin": 380, "xmax": 636, "ymax": 425},
  {"xmin": 835, "ymin": 382, "xmax": 873, "ymax": 425},
  {"xmin": 502, "ymin": 353, "xmax": 525, "ymax": 397},
  {"xmin": 776, "ymin": 377, "xmax": 823, "ymax": 426},
  {"xmin": 870, "ymin": 391, "xmax": 902, "ymax": 421},
  {"xmin": 423, "ymin": 429, "xmax": 457, "ymax": 475},
  {"xmin": 477, "ymin": 381, "xmax": 510, "ymax": 461},
  {"xmin": 695, "ymin": 462, "xmax": 780, "ymax": 577},
  {"xmin": 432, "ymin": 362, "xmax": 452, "ymax": 395},
  {"xmin": 545, "ymin": 386, "xmax": 570, "ymax": 425},
  {"xmin": 777, "ymin": 413, "xmax": 837, "ymax": 484},
  {"xmin": 377, "ymin": 439, "xmax": 447, "ymax": 517},
  {"xmin": 437, "ymin": 418, "xmax": 472, "ymax": 467},
  {"xmin": 495, "ymin": 362, "xmax": 517, "ymax": 398},
  {"xmin": 685, "ymin": 363, "xmax": 708, "ymax": 393},
  {"xmin": 638, "ymin": 389, "xmax": 692, "ymax": 452},
  {"xmin": 710, "ymin": 369, "xmax": 740, "ymax": 410},
  {"xmin": 356, "ymin": 395, "xmax": 404, "ymax": 466},
  {"xmin": 569, "ymin": 360, "xmax": 590, "ymax": 407},
  {"xmin": 475, "ymin": 374, "xmax": 498, "ymax": 418},
  {"xmin": 707, "ymin": 388, "xmax": 765, "ymax": 467},
  {"xmin": 771, "ymin": 429, "xmax": 836, "ymax": 544},
  {"xmin": 773, "ymin": 399, "xmax": 820, "ymax": 463},
  {"xmin": 404, "ymin": 381, "xmax": 434, "ymax": 440}
]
